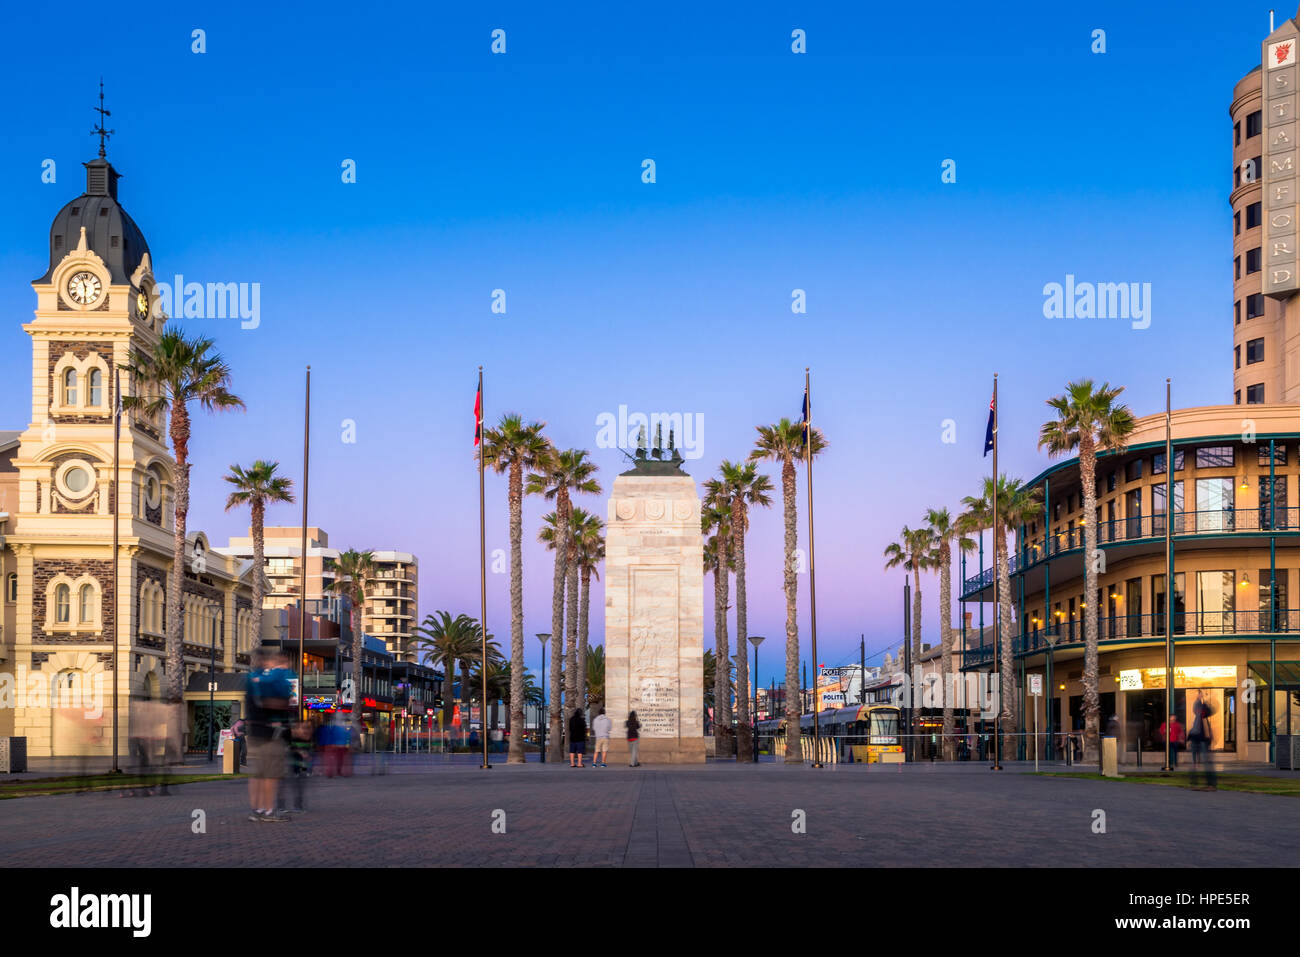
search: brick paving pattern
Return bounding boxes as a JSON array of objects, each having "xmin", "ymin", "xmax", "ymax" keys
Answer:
[{"xmin": 1, "ymin": 762, "xmax": 1295, "ymax": 867}]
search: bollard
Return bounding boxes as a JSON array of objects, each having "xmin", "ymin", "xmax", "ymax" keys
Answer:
[
  {"xmin": 222, "ymin": 743, "xmax": 238, "ymax": 774},
  {"xmin": 1101, "ymin": 736, "xmax": 1119, "ymax": 777}
]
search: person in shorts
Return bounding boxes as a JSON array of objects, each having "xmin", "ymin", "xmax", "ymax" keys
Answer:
[
  {"xmin": 246, "ymin": 648, "xmax": 295, "ymax": 822},
  {"xmin": 591, "ymin": 708, "xmax": 612, "ymax": 767},
  {"xmin": 568, "ymin": 708, "xmax": 588, "ymax": 767}
]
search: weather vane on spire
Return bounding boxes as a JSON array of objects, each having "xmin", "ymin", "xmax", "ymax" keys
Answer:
[{"xmin": 91, "ymin": 78, "xmax": 114, "ymax": 157}]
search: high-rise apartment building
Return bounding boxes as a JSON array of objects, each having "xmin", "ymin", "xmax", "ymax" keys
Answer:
[{"xmin": 364, "ymin": 551, "xmax": 418, "ymax": 661}]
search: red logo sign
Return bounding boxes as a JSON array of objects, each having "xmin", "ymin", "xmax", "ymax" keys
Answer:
[{"xmin": 1278, "ymin": 42, "xmax": 1293, "ymax": 66}]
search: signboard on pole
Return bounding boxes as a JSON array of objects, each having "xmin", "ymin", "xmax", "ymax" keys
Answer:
[{"xmin": 1029, "ymin": 674, "xmax": 1043, "ymax": 696}]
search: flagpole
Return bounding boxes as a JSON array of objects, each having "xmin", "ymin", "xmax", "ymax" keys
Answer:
[
  {"xmin": 1163, "ymin": 378, "xmax": 1174, "ymax": 772},
  {"xmin": 991, "ymin": 372, "xmax": 1002, "ymax": 771},
  {"xmin": 111, "ymin": 368, "xmax": 122, "ymax": 774},
  {"xmin": 478, "ymin": 366, "xmax": 491, "ymax": 770},
  {"xmin": 299, "ymin": 366, "xmax": 310, "ymax": 722},
  {"xmin": 805, "ymin": 368, "xmax": 823, "ymax": 769}
]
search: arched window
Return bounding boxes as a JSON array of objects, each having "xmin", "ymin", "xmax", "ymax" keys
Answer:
[
  {"xmin": 62, "ymin": 368, "xmax": 77, "ymax": 406},
  {"xmin": 88, "ymin": 368, "xmax": 103, "ymax": 406},
  {"xmin": 79, "ymin": 583, "xmax": 95, "ymax": 623},
  {"xmin": 4, "ymin": 573, "xmax": 15, "ymax": 603},
  {"xmin": 55, "ymin": 584, "xmax": 71, "ymax": 623}
]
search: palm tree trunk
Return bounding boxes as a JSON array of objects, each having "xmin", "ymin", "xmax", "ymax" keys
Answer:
[
  {"xmin": 782, "ymin": 455, "xmax": 801, "ymax": 763},
  {"xmin": 1080, "ymin": 435, "xmax": 1101, "ymax": 763},
  {"xmin": 711, "ymin": 564, "xmax": 726, "ymax": 746},
  {"xmin": 939, "ymin": 542, "xmax": 955, "ymax": 759},
  {"xmin": 733, "ymin": 501, "xmax": 752, "ymax": 762},
  {"xmin": 996, "ymin": 528, "xmax": 1018, "ymax": 753},
  {"xmin": 564, "ymin": 547, "xmax": 579, "ymax": 720},
  {"xmin": 350, "ymin": 604, "xmax": 363, "ymax": 733},
  {"xmin": 166, "ymin": 405, "xmax": 191, "ymax": 706},
  {"xmin": 507, "ymin": 462, "xmax": 527, "ymax": 764},
  {"xmin": 250, "ymin": 500, "xmax": 265, "ymax": 647},
  {"xmin": 547, "ymin": 496, "xmax": 568, "ymax": 763},
  {"xmin": 716, "ymin": 538, "xmax": 733, "ymax": 756},
  {"xmin": 577, "ymin": 566, "xmax": 590, "ymax": 713},
  {"xmin": 911, "ymin": 568, "xmax": 922, "ymax": 673},
  {"xmin": 442, "ymin": 654, "xmax": 454, "ymax": 740}
]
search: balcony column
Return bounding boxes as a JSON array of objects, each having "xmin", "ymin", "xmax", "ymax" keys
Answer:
[{"xmin": 1269, "ymin": 437, "xmax": 1277, "ymax": 763}]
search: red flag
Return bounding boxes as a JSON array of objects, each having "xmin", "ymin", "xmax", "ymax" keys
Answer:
[{"xmin": 473, "ymin": 383, "xmax": 482, "ymax": 446}]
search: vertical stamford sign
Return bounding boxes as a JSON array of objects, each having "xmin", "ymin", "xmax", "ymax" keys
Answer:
[{"xmin": 1265, "ymin": 27, "xmax": 1300, "ymax": 297}]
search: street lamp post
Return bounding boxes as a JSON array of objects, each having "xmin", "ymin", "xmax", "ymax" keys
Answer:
[
  {"xmin": 537, "ymin": 633, "xmax": 550, "ymax": 763},
  {"xmin": 749, "ymin": 636, "xmax": 765, "ymax": 763}
]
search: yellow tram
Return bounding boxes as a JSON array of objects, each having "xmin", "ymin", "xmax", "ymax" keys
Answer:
[{"xmin": 759, "ymin": 704, "xmax": 904, "ymax": 763}]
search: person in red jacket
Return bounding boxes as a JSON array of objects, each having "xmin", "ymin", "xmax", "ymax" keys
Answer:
[{"xmin": 1157, "ymin": 713, "xmax": 1185, "ymax": 767}]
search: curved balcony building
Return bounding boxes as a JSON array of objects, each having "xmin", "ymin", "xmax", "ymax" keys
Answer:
[{"xmin": 959, "ymin": 405, "xmax": 1300, "ymax": 765}]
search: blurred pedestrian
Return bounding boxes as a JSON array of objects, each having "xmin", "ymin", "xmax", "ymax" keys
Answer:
[
  {"xmin": 246, "ymin": 648, "xmax": 295, "ymax": 823},
  {"xmin": 373, "ymin": 718, "xmax": 390, "ymax": 775},
  {"xmin": 591, "ymin": 708, "xmax": 611, "ymax": 767},
  {"xmin": 1157, "ymin": 712, "xmax": 1184, "ymax": 768},
  {"xmin": 231, "ymin": 717, "xmax": 247, "ymax": 767},
  {"xmin": 626, "ymin": 710, "xmax": 641, "ymax": 767},
  {"xmin": 282, "ymin": 718, "xmax": 314, "ymax": 814},
  {"xmin": 568, "ymin": 708, "xmax": 587, "ymax": 767},
  {"xmin": 1188, "ymin": 691, "xmax": 1218, "ymax": 791}
]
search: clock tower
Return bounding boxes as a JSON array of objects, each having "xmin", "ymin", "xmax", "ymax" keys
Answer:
[{"xmin": 0, "ymin": 104, "xmax": 257, "ymax": 758}]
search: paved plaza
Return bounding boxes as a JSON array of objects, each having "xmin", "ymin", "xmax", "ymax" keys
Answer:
[{"xmin": 2, "ymin": 761, "xmax": 1296, "ymax": 867}]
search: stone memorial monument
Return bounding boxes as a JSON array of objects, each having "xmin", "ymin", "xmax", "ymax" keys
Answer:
[{"xmin": 604, "ymin": 426, "xmax": 706, "ymax": 763}]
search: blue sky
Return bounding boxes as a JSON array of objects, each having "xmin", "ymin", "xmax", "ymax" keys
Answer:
[{"xmin": 0, "ymin": 1, "xmax": 1275, "ymax": 687}]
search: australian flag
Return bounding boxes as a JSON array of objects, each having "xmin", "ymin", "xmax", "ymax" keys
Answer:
[
  {"xmin": 800, "ymin": 390, "xmax": 809, "ymax": 449},
  {"xmin": 983, "ymin": 392, "xmax": 995, "ymax": 457}
]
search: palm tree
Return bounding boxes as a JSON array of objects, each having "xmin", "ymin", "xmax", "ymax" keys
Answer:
[
  {"xmin": 702, "ymin": 482, "xmax": 734, "ymax": 754},
  {"xmin": 526, "ymin": 447, "xmax": 600, "ymax": 760},
  {"xmin": 1039, "ymin": 380, "xmax": 1136, "ymax": 762},
  {"xmin": 482, "ymin": 414, "xmax": 553, "ymax": 764},
  {"xmin": 719, "ymin": 459, "xmax": 774, "ymax": 762},
  {"xmin": 328, "ymin": 549, "xmax": 375, "ymax": 732},
  {"xmin": 573, "ymin": 508, "xmax": 605, "ymax": 713},
  {"xmin": 751, "ymin": 418, "xmax": 826, "ymax": 763},
  {"xmin": 585, "ymin": 644, "xmax": 605, "ymax": 713},
  {"xmin": 223, "ymin": 461, "xmax": 294, "ymax": 649},
  {"xmin": 412, "ymin": 611, "xmax": 484, "ymax": 733},
  {"xmin": 961, "ymin": 475, "xmax": 1044, "ymax": 751},
  {"xmin": 121, "ymin": 330, "xmax": 243, "ymax": 702},
  {"xmin": 883, "ymin": 524, "xmax": 936, "ymax": 748},
  {"xmin": 925, "ymin": 507, "xmax": 973, "ymax": 759}
]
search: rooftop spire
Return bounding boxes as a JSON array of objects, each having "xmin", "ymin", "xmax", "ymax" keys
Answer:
[{"xmin": 91, "ymin": 78, "xmax": 113, "ymax": 157}]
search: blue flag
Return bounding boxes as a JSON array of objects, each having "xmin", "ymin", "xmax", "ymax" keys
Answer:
[
  {"xmin": 983, "ymin": 393, "xmax": 995, "ymax": 457},
  {"xmin": 800, "ymin": 391, "xmax": 809, "ymax": 449}
]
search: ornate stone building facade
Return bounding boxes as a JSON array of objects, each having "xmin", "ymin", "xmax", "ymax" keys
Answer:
[{"xmin": 0, "ymin": 146, "xmax": 254, "ymax": 757}]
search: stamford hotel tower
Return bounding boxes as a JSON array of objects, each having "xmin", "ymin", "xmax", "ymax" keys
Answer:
[{"xmin": 959, "ymin": 11, "xmax": 1300, "ymax": 766}]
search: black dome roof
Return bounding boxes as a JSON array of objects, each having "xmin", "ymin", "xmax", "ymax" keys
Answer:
[{"xmin": 36, "ymin": 156, "xmax": 150, "ymax": 286}]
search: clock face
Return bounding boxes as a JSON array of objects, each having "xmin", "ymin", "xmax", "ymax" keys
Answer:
[
  {"xmin": 137, "ymin": 288, "xmax": 151, "ymax": 320},
  {"xmin": 67, "ymin": 271, "xmax": 102, "ymax": 305}
]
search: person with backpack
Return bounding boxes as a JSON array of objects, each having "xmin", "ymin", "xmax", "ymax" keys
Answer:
[
  {"xmin": 626, "ymin": 710, "xmax": 641, "ymax": 767},
  {"xmin": 568, "ymin": 708, "xmax": 588, "ymax": 767}
]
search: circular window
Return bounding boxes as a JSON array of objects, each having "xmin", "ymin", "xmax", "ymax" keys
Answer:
[
  {"xmin": 145, "ymin": 473, "xmax": 161, "ymax": 508},
  {"xmin": 62, "ymin": 466, "xmax": 91, "ymax": 495}
]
